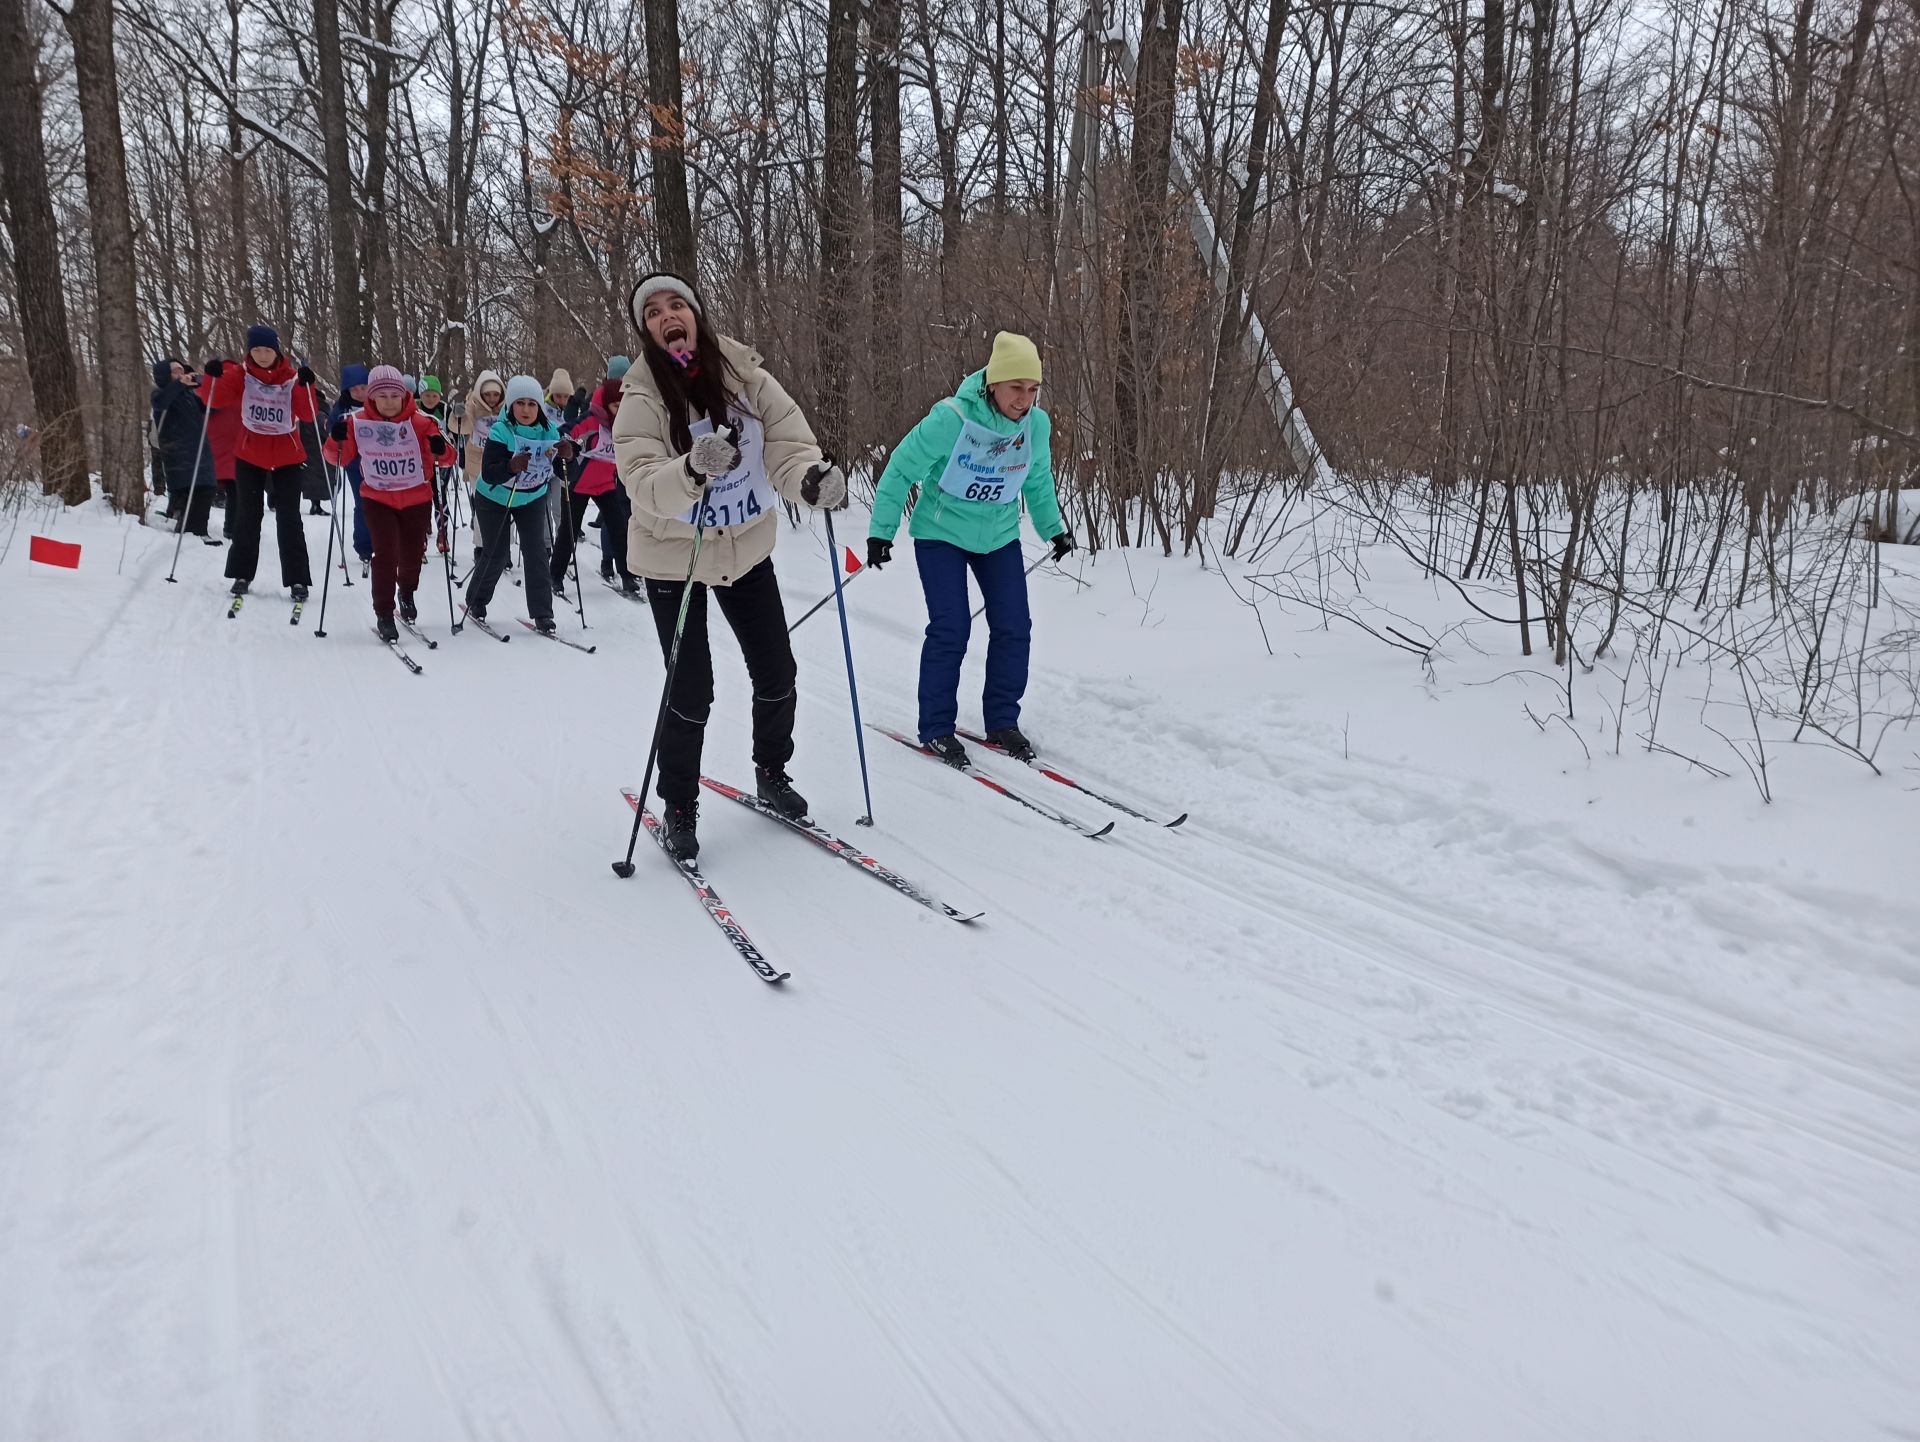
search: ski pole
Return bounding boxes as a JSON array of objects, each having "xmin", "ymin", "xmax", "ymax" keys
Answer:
[
  {"xmin": 823, "ymin": 505, "xmax": 875, "ymax": 825},
  {"xmin": 613, "ymin": 483, "xmax": 714, "ymax": 879},
  {"xmin": 561, "ymin": 477, "xmax": 588, "ymax": 630},
  {"xmin": 436, "ymin": 468, "xmax": 459, "ymax": 633},
  {"xmin": 305, "ymin": 391, "xmax": 351, "ymax": 588},
  {"xmin": 164, "ymin": 397, "xmax": 213, "ymax": 584},
  {"xmin": 787, "ymin": 558, "xmax": 867, "ymax": 634},
  {"xmin": 312, "ymin": 440, "xmax": 342, "ymax": 637}
]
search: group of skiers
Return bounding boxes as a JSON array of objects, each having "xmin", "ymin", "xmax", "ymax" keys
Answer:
[{"xmin": 146, "ymin": 272, "xmax": 1075, "ymax": 862}]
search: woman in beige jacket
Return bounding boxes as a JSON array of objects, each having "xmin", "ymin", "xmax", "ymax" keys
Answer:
[{"xmin": 613, "ymin": 271, "xmax": 847, "ymax": 861}]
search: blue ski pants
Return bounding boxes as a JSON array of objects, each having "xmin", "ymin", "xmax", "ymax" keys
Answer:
[{"xmin": 914, "ymin": 538, "xmax": 1031, "ymax": 742}]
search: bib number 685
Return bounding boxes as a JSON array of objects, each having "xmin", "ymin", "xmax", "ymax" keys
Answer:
[{"xmin": 964, "ymin": 480, "xmax": 1007, "ymax": 502}]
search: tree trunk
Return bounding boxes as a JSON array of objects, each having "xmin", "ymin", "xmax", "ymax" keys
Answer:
[
  {"xmin": 1197, "ymin": 0, "xmax": 1287, "ymax": 524},
  {"xmin": 0, "ymin": 0, "xmax": 91, "ymax": 503},
  {"xmin": 817, "ymin": 0, "xmax": 859, "ymax": 461},
  {"xmin": 1113, "ymin": 0, "xmax": 1188, "ymax": 518},
  {"xmin": 313, "ymin": 0, "xmax": 366, "ymax": 359},
  {"xmin": 362, "ymin": 0, "xmax": 399, "ymax": 364},
  {"xmin": 60, "ymin": 0, "xmax": 146, "ymax": 515},
  {"xmin": 226, "ymin": 0, "xmax": 253, "ymax": 321},
  {"xmin": 643, "ymin": 0, "xmax": 695, "ymax": 277},
  {"xmin": 868, "ymin": 0, "xmax": 903, "ymax": 454}
]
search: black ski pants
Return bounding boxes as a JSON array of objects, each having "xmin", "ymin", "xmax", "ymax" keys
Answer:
[
  {"xmin": 225, "ymin": 461, "xmax": 313, "ymax": 587},
  {"xmin": 467, "ymin": 492, "xmax": 553, "ymax": 621},
  {"xmin": 643, "ymin": 558, "xmax": 797, "ymax": 805}
]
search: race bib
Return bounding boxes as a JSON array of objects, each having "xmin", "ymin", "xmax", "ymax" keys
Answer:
[
  {"xmin": 935, "ymin": 403, "xmax": 1030, "ymax": 505},
  {"xmin": 585, "ymin": 426, "xmax": 616, "ymax": 465},
  {"xmin": 506, "ymin": 431, "xmax": 556, "ymax": 489},
  {"xmin": 681, "ymin": 413, "xmax": 775, "ymax": 528},
  {"xmin": 241, "ymin": 374, "xmax": 296, "ymax": 437},
  {"xmin": 352, "ymin": 417, "xmax": 424, "ymax": 491}
]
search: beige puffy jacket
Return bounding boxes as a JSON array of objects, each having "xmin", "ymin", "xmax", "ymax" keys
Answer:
[
  {"xmin": 457, "ymin": 370, "xmax": 504, "ymax": 479},
  {"xmin": 613, "ymin": 336, "xmax": 824, "ymax": 585}
]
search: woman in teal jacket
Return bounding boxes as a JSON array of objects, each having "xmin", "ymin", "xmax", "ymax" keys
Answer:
[
  {"xmin": 866, "ymin": 332, "xmax": 1074, "ymax": 765},
  {"xmin": 465, "ymin": 374, "xmax": 577, "ymax": 630}
]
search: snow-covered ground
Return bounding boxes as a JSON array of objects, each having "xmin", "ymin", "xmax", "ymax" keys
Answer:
[{"xmin": 1, "ymin": 492, "xmax": 1915, "ymax": 1441}]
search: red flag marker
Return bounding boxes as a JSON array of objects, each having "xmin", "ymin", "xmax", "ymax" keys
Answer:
[
  {"xmin": 29, "ymin": 535, "xmax": 81, "ymax": 569},
  {"xmin": 843, "ymin": 545, "xmax": 862, "ymax": 575}
]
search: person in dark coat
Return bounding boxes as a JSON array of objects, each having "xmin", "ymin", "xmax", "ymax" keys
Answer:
[
  {"xmin": 295, "ymin": 362, "xmax": 333, "ymax": 515},
  {"xmin": 148, "ymin": 358, "xmax": 221, "ymax": 542}
]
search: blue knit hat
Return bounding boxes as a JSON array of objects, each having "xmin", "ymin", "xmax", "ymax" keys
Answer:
[
  {"xmin": 340, "ymin": 363, "xmax": 370, "ymax": 393},
  {"xmin": 605, "ymin": 355, "xmax": 632, "ymax": 380},
  {"xmin": 245, "ymin": 323, "xmax": 280, "ymax": 355}
]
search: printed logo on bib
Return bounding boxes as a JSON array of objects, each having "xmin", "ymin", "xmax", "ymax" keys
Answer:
[
  {"xmin": 242, "ymin": 374, "xmax": 297, "ymax": 437},
  {"xmin": 936, "ymin": 412, "xmax": 1030, "ymax": 505},
  {"xmin": 681, "ymin": 413, "xmax": 776, "ymax": 528},
  {"xmin": 352, "ymin": 418, "xmax": 424, "ymax": 491}
]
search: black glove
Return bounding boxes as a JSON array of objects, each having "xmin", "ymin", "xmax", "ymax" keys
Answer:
[
  {"xmin": 509, "ymin": 450, "xmax": 531, "ymax": 474},
  {"xmin": 296, "ymin": 365, "xmax": 317, "ymax": 387},
  {"xmin": 555, "ymin": 438, "xmax": 578, "ymax": 461},
  {"xmin": 329, "ymin": 418, "xmax": 348, "ymax": 443},
  {"xmin": 866, "ymin": 537, "xmax": 892, "ymax": 570},
  {"xmin": 428, "ymin": 433, "xmax": 447, "ymax": 457},
  {"xmin": 1049, "ymin": 531, "xmax": 1075, "ymax": 562},
  {"xmin": 202, "ymin": 359, "xmax": 226, "ymax": 378}
]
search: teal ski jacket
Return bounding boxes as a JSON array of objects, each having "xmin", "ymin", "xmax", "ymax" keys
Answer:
[{"xmin": 869, "ymin": 370, "xmax": 1065, "ymax": 555}]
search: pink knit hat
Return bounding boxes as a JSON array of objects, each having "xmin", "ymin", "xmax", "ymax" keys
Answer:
[{"xmin": 365, "ymin": 364, "xmax": 409, "ymax": 399}]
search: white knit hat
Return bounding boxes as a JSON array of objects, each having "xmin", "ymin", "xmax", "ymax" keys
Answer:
[
  {"xmin": 502, "ymin": 374, "xmax": 545, "ymax": 410},
  {"xmin": 629, "ymin": 272, "xmax": 703, "ymax": 334}
]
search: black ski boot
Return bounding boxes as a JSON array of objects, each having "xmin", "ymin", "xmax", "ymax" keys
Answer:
[
  {"xmin": 622, "ymin": 574, "xmax": 641, "ymax": 595},
  {"xmin": 399, "ymin": 593, "xmax": 417, "ymax": 624},
  {"xmin": 230, "ymin": 578, "xmax": 248, "ymax": 597},
  {"xmin": 466, "ymin": 600, "xmax": 486, "ymax": 622},
  {"xmin": 290, "ymin": 583, "xmax": 310, "ymax": 603},
  {"xmin": 755, "ymin": 767, "xmax": 810, "ymax": 821},
  {"xmin": 376, "ymin": 613, "xmax": 399, "ymax": 642},
  {"xmin": 551, "ymin": 575, "xmax": 569, "ymax": 601},
  {"xmin": 925, "ymin": 734, "xmax": 970, "ymax": 768},
  {"xmin": 984, "ymin": 726, "xmax": 1037, "ymax": 763},
  {"xmin": 534, "ymin": 616, "xmax": 557, "ymax": 635},
  {"xmin": 661, "ymin": 797, "xmax": 700, "ymax": 862}
]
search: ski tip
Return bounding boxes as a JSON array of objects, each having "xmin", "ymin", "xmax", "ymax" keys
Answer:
[
  {"xmin": 1165, "ymin": 813, "xmax": 1190, "ymax": 829},
  {"xmin": 945, "ymin": 909, "xmax": 987, "ymax": 924},
  {"xmin": 1089, "ymin": 821, "xmax": 1117, "ymax": 839}
]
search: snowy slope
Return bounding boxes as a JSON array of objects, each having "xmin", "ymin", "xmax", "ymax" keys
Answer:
[{"xmin": 1, "ymin": 496, "xmax": 1914, "ymax": 1441}]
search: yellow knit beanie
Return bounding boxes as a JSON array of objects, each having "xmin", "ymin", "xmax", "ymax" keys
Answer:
[{"xmin": 985, "ymin": 331, "xmax": 1042, "ymax": 385}]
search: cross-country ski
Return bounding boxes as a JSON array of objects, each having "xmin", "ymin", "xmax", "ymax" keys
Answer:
[
  {"xmin": 957, "ymin": 727, "xmax": 1188, "ymax": 827},
  {"xmin": 620, "ymin": 788, "xmax": 786, "ymax": 983}
]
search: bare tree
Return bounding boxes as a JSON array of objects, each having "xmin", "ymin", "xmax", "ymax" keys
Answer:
[
  {"xmin": 54, "ymin": 0, "xmax": 146, "ymax": 514},
  {"xmin": 0, "ymin": 0, "xmax": 91, "ymax": 503}
]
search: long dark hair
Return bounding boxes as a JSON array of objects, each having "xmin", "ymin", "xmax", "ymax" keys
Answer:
[{"xmin": 641, "ymin": 322, "xmax": 741, "ymax": 455}]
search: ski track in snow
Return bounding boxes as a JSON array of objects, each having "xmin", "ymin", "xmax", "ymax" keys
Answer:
[{"xmin": 0, "ymin": 502, "xmax": 1915, "ymax": 1441}]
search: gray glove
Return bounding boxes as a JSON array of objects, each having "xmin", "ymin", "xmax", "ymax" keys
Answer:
[
  {"xmin": 687, "ymin": 425, "xmax": 742, "ymax": 478},
  {"xmin": 802, "ymin": 461, "xmax": 847, "ymax": 510}
]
